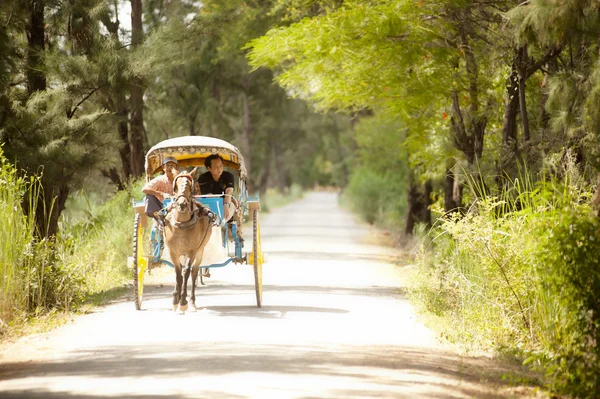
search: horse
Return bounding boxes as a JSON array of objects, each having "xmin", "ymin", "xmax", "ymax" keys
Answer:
[{"xmin": 164, "ymin": 173, "xmax": 214, "ymax": 313}]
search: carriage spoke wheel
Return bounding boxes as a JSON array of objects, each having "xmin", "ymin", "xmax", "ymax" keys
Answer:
[
  {"xmin": 132, "ymin": 213, "xmax": 146, "ymax": 310},
  {"xmin": 252, "ymin": 209, "xmax": 263, "ymax": 308}
]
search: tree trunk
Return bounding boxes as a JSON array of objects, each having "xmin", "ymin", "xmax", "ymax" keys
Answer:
[
  {"xmin": 101, "ymin": 167, "xmax": 125, "ymax": 191},
  {"xmin": 101, "ymin": 10, "xmax": 131, "ymax": 184},
  {"xmin": 189, "ymin": 117, "xmax": 197, "ymax": 136},
  {"xmin": 422, "ymin": 180, "xmax": 432, "ymax": 226},
  {"xmin": 405, "ymin": 183, "xmax": 418, "ymax": 236},
  {"xmin": 271, "ymin": 133, "xmax": 288, "ymax": 193},
  {"xmin": 332, "ymin": 124, "xmax": 349, "ymax": 187},
  {"xmin": 517, "ymin": 46, "xmax": 531, "ymax": 143},
  {"xmin": 444, "ymin": 167, "xmax": 462, "ymax": 213},
  {"xmin": 240, "ymin": 77, "xmax": 253, "ymax": 190},
  {"xmin": 257, "ymin": 148, "xmax": 271, "ymax": 196},
  {"xmin": 591, "ymin": 173, "xmax": 600, "ymax": 217},
  {"xmin": 501, "ymin": 61, "xmax": 520, "ymax": 179},
  {"xmin": 34, "ymin": 183, "xmax": 70, "ymax": 239},
  {"xmin": 502, "ymin": 57, "xmax": 520, "ymax": 151},
  {"xmin": 404, "ymin": 171, "xmax": 432, "ymax": 235},
  {"xmin": 501, "ymin": 45, "xmax": 563, "ymax": 179},
  {"xmin": 116, "ymin": 98, "xmax": 131, "ymax": 181},
  {"xmin": 129, "ymin": 0, "xmax": 145, "ymax": 178},
  {"xmin": 26, "ymin": 0, "xmax": 46, "ymax": 93},
  {"xmin": 25, "ymin": 0, "xmax": 64, "ymax": 239}
]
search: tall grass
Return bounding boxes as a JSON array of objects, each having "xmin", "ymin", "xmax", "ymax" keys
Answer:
[
  {"xmin": 57, "ymin": 183, "xmax": 142, "ymax": 296},
  {"xmin": 1, "ymin": 147, "xmax": 141, "ymax": 330},
  {"xmin": 411, "ymin": 168, "xmax": 600, "ymax": 396},
  {"xmin": 0, "ymin": 148, "xmax": 37, "ymax": 322},
  {"xmin": 344, "ymin": 166, "xmax": 407, "ymax": 227}
]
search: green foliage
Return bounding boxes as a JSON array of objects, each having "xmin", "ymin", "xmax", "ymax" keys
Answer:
[
  {"xmin": 247, "ymin": 0, "xmax": 454, "ymax": 114},
  {"xmin": 262, "ymin": 184, "xmax": 304, "ymax": 212},
  {"xmin": 58, "ymin": 180, "xmax": 143, "ymax": 294},
  {"xmin": 344, "ymin": 115, "xmax": 408, "ymax": 227},
  {"xmin": 0, "ymin": 147, "xmax": 85, "ymax": 323},
  {"xmin": 346, "ymin": 168, "xmax": 393, "ymax": 225},
  {"xmin": 541, "ymin": 212, "xmax": 600, "ymax": 396},
  {"xmin": 0, "ymin": 146, "xmax": 139, "ymax": 327},
  {"xmin": 411, "ymin": 168, "xmax": 600, "ymax": 395},
  {"xmin": 0, "ymin": 146, "xmax": 38, "ymax": 322}
]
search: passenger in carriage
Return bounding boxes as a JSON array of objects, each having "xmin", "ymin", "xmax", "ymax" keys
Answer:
[
  {"xmin": 141, "ymin": 156, "xmax": 179, "ymax": 226},
  {"xmin": 196, "ymin": 154, "xmax": 243, "ymax": 239}
]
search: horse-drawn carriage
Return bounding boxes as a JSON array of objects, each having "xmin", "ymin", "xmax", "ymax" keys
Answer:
[{"xmin": 129, "ymin": 136, "xmax": 265, "ymax": 311}]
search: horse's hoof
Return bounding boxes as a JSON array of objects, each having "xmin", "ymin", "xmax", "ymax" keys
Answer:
[
  {"xmin": 173, "ymin": 305, "xmax": 178, "ymax": 311},
  {"xmin": 191, "ymin": 304, "xmax": 197, "ymax": 312},
  {"xmin": 180, "ymin": 304, "xmax": 188, "ymax": 312}
]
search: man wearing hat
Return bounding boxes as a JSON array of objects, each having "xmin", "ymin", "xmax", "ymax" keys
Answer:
[{"xmin": 142, "ymin": 156, "xmax": 179, "ymax": 224}]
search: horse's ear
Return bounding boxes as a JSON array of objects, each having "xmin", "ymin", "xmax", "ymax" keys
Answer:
[
  {"xmin": 172, "ymin": 174, "xmax": 181, "ymax": 192},
  {"xmin": 190, "ymin": 167, "xmax": 200, "ymax": 179}
]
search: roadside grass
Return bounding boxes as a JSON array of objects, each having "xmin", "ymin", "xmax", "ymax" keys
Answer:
[
  {"xmin": 409, "ymin": 169, "xmax": 600, "ymax": 397},
  {"xmin": 1, "ymin": 179, "xmax": 305, "ymax": 342},
  {"xmin": 261, "ymin": 184, "xmax": 303, "ymax": 212},
  {"xmin": 0, "ymin": 167, "xmax": 143, "ymax": 341}
]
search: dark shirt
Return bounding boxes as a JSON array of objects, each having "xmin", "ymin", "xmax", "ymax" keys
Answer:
[{"xmin": 197, "ymin": 171, "xmax": 235, "ymax": 195}]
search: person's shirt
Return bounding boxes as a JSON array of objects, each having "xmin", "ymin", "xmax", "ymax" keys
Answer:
[
  {"xmin": 144, "ymin": 174, "xmax": 174, "ymax": 196},
  {"xmin": 197, "ymin": 171, "xmax": 235, "ymax": 195}
]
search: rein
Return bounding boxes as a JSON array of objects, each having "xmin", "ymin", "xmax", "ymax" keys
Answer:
[
  {"xmin": 169, "ymin": 206, "xmax": 201, "ymax": 230},
  {"xmin": 168, "ymin": 174, "xmax": 198, "ymax": 230},
  {"xmin": 168, "ymin": 173, "xmax": 215, "ymax": 230}
]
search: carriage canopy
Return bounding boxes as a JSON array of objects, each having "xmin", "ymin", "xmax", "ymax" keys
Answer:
[{"xmin": 145, "ymin": 136, "xmax": 248, "ymax": 181}]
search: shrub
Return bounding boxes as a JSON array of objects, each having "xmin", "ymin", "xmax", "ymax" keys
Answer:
[
  {"xmin": 345, "ymin": 166, "xmax": 406, "ymax": 227},
  {"xmin": 0, "ymin": 144, "xmax": 142, "ymax": 328},
  {"xmin": 0, "ymin": 147, "xmax": 87, "ymax": 322},
  {"xmin": 57, "ymin": 181, "xmax": 143, "ymax": 296},
  {"xmin": 0, "ymin": 147, "xmax": 38, "ymax": 322},
  {"xmin": 541, "ymin": 211, "xmax": 600, "ymax": 396},
  {"xmin": 410, "ymin": 172, "xmax": 600, "ymax": 396}
]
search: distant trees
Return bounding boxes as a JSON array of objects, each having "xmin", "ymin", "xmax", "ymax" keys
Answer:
[
  {"xmin": 247, "ymin": 0, "xmax": 600, "ymax": 232},
  {"xmin": 5, "ymin": 0, "xmax": 596, "ymax": 237},
  {"xmin": 0, "ymin": 0, "xmax": 352, "ymax": 237},
  {"xmin": 1, "ymin": 0, "xmax": 118, "ymax": 236}
]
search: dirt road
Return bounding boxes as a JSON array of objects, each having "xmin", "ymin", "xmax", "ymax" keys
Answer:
[{"xmin": 0, "ymin": 192, "xmax": 542, "ymax": 398}]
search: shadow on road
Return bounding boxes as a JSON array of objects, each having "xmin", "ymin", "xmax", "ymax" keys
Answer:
[{"xmin": 0, "ymin": 342, "xmax": 541, "ymax": 399}]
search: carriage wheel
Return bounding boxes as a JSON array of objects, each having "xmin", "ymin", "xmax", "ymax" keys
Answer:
[
  {"xmin": 132, "ymin": 213, "xmax": 147, "ymax": 310},
  {"xmin": 252, "ymin": 209, "xmax": 263, "ymax": 308}
]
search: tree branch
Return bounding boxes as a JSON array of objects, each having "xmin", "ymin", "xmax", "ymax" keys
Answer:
[
  {"xmin": 66, "ymin": 86, "xmax": 106, "ymax": 119},
  {"xmin": 526, "ymin": 44, "xmax": 565, "ymax": 78}
]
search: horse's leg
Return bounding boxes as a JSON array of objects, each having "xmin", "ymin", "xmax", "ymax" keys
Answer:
[
  {"xmin": 173, "ymin": 265, "xmax": 182, "ymax": 312},
  {"xmin": 190, "ymin": 266, "xmax": 199, "ymax": 312},
  {"xmin": 180, "ymin": 261, "xmax": 191, "ymax": 313}
]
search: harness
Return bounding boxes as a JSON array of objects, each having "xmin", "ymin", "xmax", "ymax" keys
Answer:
[
  {"xmin": 168, "ymin": 203, "xmax": 203, "ymax": 230},
  {"xmin": 167, "ymin": 173, "xmax": 217, "ymax": 230}
]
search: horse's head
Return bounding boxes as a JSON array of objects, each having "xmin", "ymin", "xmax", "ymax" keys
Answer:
[{"xmin": 172, "ymin": 173, "xmax": 194, "ymax": 214}]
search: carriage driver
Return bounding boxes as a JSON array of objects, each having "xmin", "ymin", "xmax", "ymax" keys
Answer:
[
  {"xmin": 141, "ymin": 156, "xmax": 179, "ymax": 226},
  {"xmin": 196, "ymin": 154, "xmax": 243, "ymax": 239}
]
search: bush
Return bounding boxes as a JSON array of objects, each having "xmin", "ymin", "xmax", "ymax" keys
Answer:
[
  {"xmin": 0, "ymin": 148, "xmax": 39, "ymax": 322},
  {"xmin": 0, "ymin": 147, "xmax": 87, "ymax": 322},
  {"xmin": 0, "ymin": 145, "xmax": 142, "ymax": 328},
  {"xmin": 542, "ymin": 212, "xmax": 600, "ymax": 396},
  {"xmin": 410, "ymin": 173, "xmax": 600, "ymax": 396},
  {"xmin": 345, "ymin": 166, "xmax": 406, "ymax": 227},
  {"xmin": 57, "ymin": 181, "xmax": 143, "ymax": 296}
]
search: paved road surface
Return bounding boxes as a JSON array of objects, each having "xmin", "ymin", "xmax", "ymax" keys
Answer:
[{"xmin": 0, "ymin": 192, "xmax": 540, "ymax": 398}]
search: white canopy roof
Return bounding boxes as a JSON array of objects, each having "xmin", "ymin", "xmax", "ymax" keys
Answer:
[{"xmin": 144, "ymin": 136, "xmax": 248, "ymax": 180}]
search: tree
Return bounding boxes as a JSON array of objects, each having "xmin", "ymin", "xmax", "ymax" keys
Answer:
[
  {"xmin": 129, "ymin": 0, "xmax": 145, "ymax": 177},
  {"xmin": 138, "ymin": 0, "xmax": 351, "ymax": 194},
  {"xmin": 246, "ymin": 1, "xmax": 469, "ymax": 231},
  {"xmin": 0, "ymin": 0, "xmax": 122, "ymax": 237},
  {"xmin": 508, "ymin": 0, "xmax": 600, "ymax": 201}
]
